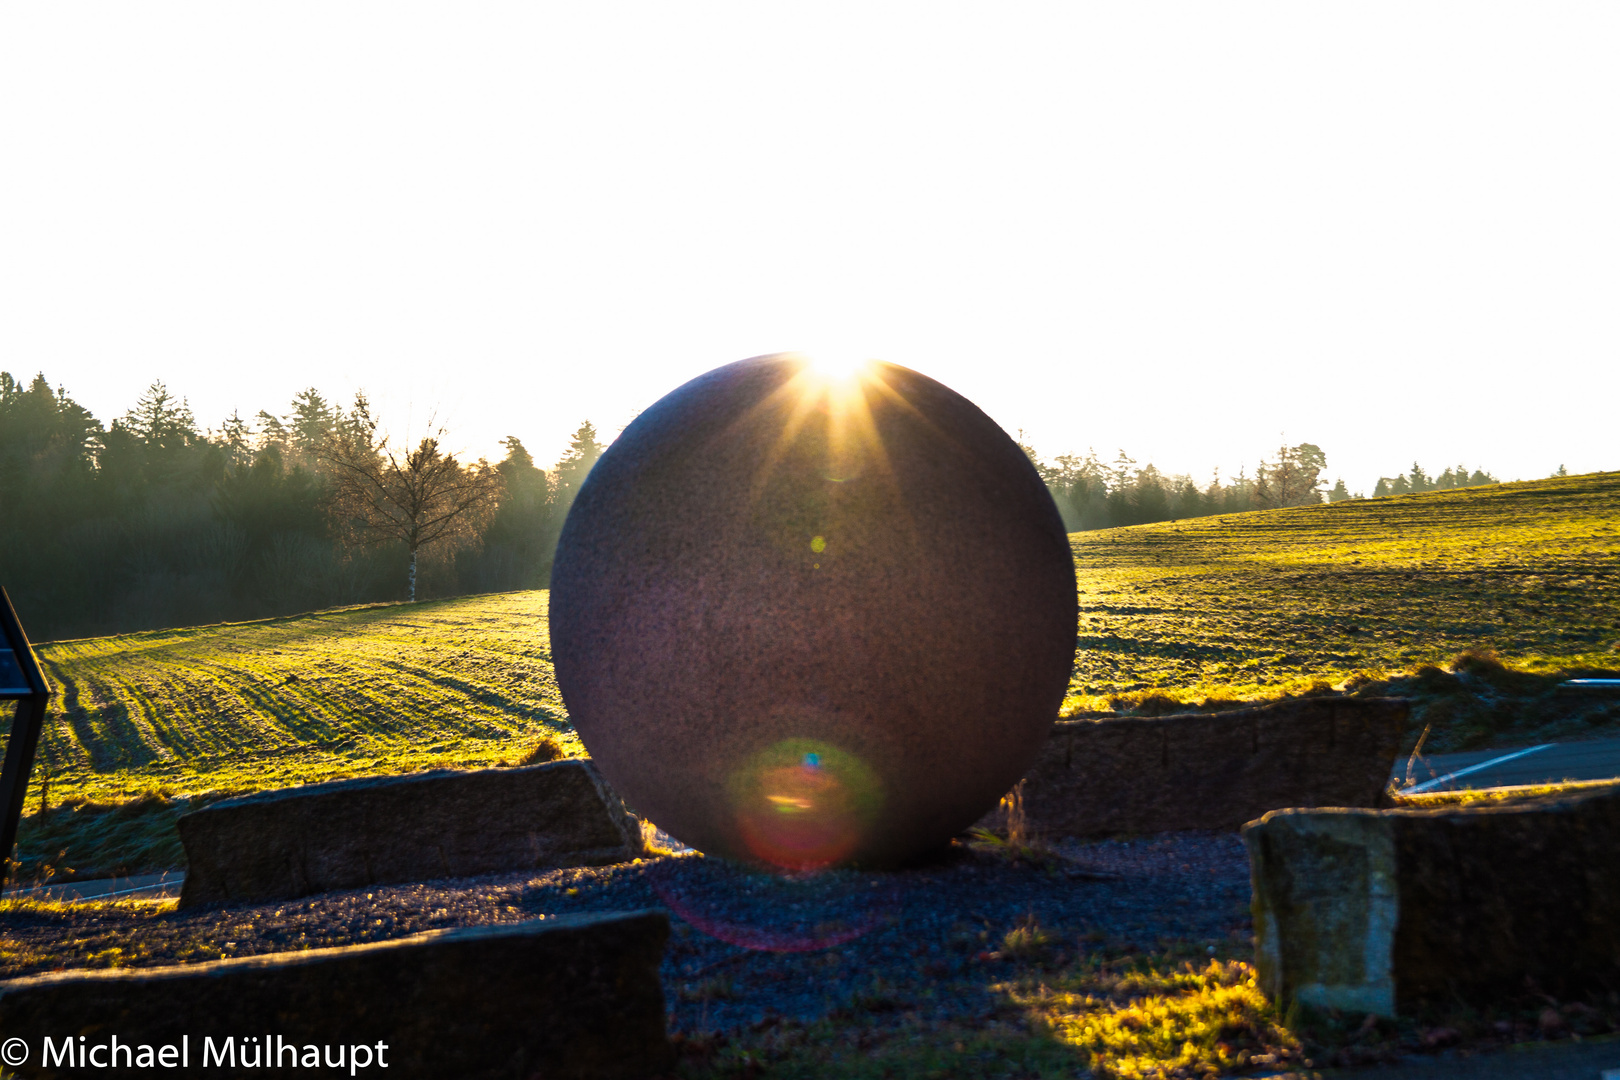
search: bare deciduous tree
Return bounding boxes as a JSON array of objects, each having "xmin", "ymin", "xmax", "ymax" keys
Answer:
[
  {"xmin": 322, "ymin": 427, "xmax": 498, "ymax": 601},
  {"xmin": 1254, "ymin": 441, "xmax": 1327, "ymax": 509}
]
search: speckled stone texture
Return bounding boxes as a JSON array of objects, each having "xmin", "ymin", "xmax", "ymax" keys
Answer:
[
  {"xmin": 551, "ymin": 354, "xmax": 1077, "ymax": 868},
  {"xmin": 177, "ymin": 760, "xmax": 642, "ymax": 907},
  {"xmin": 1245, "ymin": 782, "xmax": 1620, "ymax": 1015},
  {"xmin": 978, "ymin": 697, "xmax": 1408, "ymax": 838}
]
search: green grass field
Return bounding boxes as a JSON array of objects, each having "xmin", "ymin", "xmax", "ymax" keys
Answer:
[
  {"xmin": 10, "ymin": 471, "xmax": 1620, "ymax": 878},
  {"xmin": 1063, "ymin": 470, "xmax": 1620, "ymax": 725},
  {"xmin": 28, "ymin": 592, "xmax": 574, "ymax": 808}
]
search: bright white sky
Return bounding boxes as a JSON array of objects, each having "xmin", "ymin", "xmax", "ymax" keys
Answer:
[{"xmin": 2, "ymin": 4, "xmax": 1616, "ymax": 494}]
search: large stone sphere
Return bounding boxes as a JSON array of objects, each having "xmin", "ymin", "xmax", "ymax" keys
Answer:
[{"xmin": 550, "ymin": 354, "xmax": 1076, "ymax": 869}]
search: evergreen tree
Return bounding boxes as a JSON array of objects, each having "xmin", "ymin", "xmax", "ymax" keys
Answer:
[
  {"xmin": 220, "ymin": 411, "xmax": 253, "ymax": 472},
  {"xmin": 1039, "ymin": 451, "xmax": 1108, "ymax": 530},
  {"xmin": 468, "ymin": 437, "xmax": 555, "ymax": 590},
  {"xmin": 1173, "ymin": 476, "xmax": 1204, "ymax": 518},
  {"xmin": 552, "ymin": 421, "xmax": 605, "ymax": 510},
  {"xmin": 254, "ymin": 410, "xmax": 288, "ymax": 454},
  {"xmin": 124, "ymin": 380, "xmax": 198, "ymax": 452},
  {"xmin": 1328, "ymin": 478, "xmax": 1352, "ymax": 502},
  {"xmin": 288, "ymin": 388, "xmax": 336, "ymax": 459},
  {"xmin": 1133, "ymin": 463, "xmax": 1169, "ymax": 522},
  {"xmin": 1105, "ymin": 450, "xmax": 1137, "ymax": 524},
  {"xmin": 0, "ymin": 373, "xmax": 101, "ymax": 484}
]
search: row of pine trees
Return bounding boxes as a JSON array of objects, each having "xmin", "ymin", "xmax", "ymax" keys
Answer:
[
  {"xmin": 1371, "ymin": 463, "xmax": 1499, "ymax": 497},
  {"xmin": 1024, "ymin": 442, "xmax": 1334, "ymax": 531},
  {"xmin": 1020, "ymin": 440, "xmax": 1496, "ymax": 532},
  {"xmin": 0, "ymin": 373, "xmax": 602, "ymax": 641}
]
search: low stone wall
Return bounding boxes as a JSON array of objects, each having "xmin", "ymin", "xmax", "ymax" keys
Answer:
[
  {"xmin": 179, "ymin": 759, "xmax": 642, "ymax": 907},
  {"xmin": 1245, "ymin": 782, "xmax": 1620, "ymax": 1016},
  {"xmin": 0, "ymin": 910, "xmax": 672, "ymax": 1079},
  {"xmin": 980, "ymin": 697, "xmax": 1407, "ymax": 839}
]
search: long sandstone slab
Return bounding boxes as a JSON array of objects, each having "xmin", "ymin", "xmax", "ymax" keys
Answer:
[
  {"xmin": 179, "ymin": 759, "xmax": 642, "ymax": 907},
  {"xmin": 982, "ymin": 697, "xmax": 1407, "ymax": 838},
  {"xmin": 1245, "ymin": 782, "xmax": 1620, "ymax": 1016},
  {"xmin": 0, "ymin": 910, "xmax": 672, "ymax": 1079}
]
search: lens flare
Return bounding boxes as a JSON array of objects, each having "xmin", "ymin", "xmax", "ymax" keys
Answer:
[
  {"xmin": 646, "ymin": 857, "xmax": 901, "ymax": 952},
  {"xmin": 730, "ymin": 739, "xmax": 882, "ymax": 873}
]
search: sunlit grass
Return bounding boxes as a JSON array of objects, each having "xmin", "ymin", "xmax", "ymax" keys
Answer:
[
  {"xmin": 0, "ymin": 895, "xmax": 177, "ymax": 918},
  {"xmin": 1061, "ymin": 472, "xmax": 1620, "ymax": 716},
  {"xmin": 31, "ymin": 591, "xmax": 577, "ymax": 810},
  {"xmin": 1009, "ymin": 957, "xmax": 1302, "ymax": 1079},
  {"xmin": 16, "ymin": 592, "xmax": 580, "ymax": 878},
  {"xmin": 1391, "ymin": 776, "xmax": 1620, "ymax": 809}
]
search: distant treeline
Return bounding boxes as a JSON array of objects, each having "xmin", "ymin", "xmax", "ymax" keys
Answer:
[
  {"xmin": 1022, "ymin": 440, "xmax": 1501, "ymax": 532},
  {"xmin": 1024, "ymin": 442, "xmax": 1315, "ymax": 531},
  {"xmin": 1370, "ymin": 463, "xmax": 1499, "ymax": 498},
  {"xmin": 0, "ymin": 372, "xmax": 599, "ymax": 641},
  {"xmin": 1, "ymin": 369, "xmax": 1515, "ymax": 639}
]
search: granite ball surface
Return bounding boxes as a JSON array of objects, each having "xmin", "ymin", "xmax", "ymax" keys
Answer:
[{"xmin": 550, "ymin": 354, "xmax": 1077, "ymax": 869}]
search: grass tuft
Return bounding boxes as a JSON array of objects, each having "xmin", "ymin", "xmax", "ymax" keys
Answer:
[
  {"xmin": 1008, "ymin": 956, "xmax": 1304, "ymax": 1079},
  {"xmin": 502, "ymin": 734, "xmax": 568, "ymax": 767},
  {"xmin": 1000, "ymin": 914, "xmax": 1054, "ymax": 962}
]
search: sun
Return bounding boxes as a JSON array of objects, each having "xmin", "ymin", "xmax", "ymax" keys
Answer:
[{"xmin": 802, "ymin": 353, "xmax": 871, "ymax": 381}]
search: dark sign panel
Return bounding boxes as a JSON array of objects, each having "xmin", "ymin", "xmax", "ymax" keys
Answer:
[
  {"xmin": 0, "ymin": 647, "xmax": 31, "ymax": 696},
  {"xmin": 1, "ymin": 586, "xmax": 51, "ymax": 892}
]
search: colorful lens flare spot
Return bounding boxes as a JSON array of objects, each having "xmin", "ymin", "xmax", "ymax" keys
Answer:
[{"xmin": 731, "ymin": 739, "xmax": 881, "ymax": 872}]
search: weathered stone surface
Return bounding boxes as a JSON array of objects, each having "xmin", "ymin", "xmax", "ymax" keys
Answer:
[
  {"xmin": 1245, "ymin": 781, "xmax": 1620, "ymax": 1015},
  {"xmin": 1246, "ymin": 808, "xmax": 1398, "ymax": 1016},
  {"xmin": 551, "ymin": 354, "xmax": 1077, "ymax": 869},
  {"xmin": 178, "ymin": 759, "xmax": 641, "ymax": 907},
  {"xmin": 0, "ymin": 910, "xmax": 672, "ymax": 1079},
  {"xmin": 979, "ymin": 697, "xmax": 1407, "ymax": 839}
]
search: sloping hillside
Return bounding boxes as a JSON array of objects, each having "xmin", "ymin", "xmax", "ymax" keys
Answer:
[
  {"xmin": 23, "ymin": 472, "xmax": 1620, "ymax": 815},
  {"xmin": 1065, "ymin": 470, "xmax": 1620, "ymax": 711}
]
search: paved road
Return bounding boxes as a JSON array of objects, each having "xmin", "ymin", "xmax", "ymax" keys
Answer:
[
  {"xmin": 1314, "ymin": 1035, "xmax": 1620, "ymax": 1079},
  {"xmin": 1, "ymin": 870, "xmax": 183, "ymax": 902},
  {"xmin": 1395, "ymin": 735, "xmax": 1620, "ymax": 794}
]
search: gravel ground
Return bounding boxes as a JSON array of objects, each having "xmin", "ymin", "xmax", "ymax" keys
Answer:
[{"xmin": 0, "ymin": 831, "xmax": 1255, "ymax": 1038}]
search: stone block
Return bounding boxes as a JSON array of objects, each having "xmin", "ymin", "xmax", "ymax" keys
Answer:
[
  {"xmin": 0, "ymin": 910, "xmax": 671, "ymax": 1079},
  {"xmin": 178, "ymin": 759, "xmax": 641, "ymax": 907},
  {"xmin": 980, "ymin": 697, "xmax": 1407, "ymax": 839},
  {"xmin": 1245, "ymin": 782, "xmax": 1620, "ymax": 1015}
]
